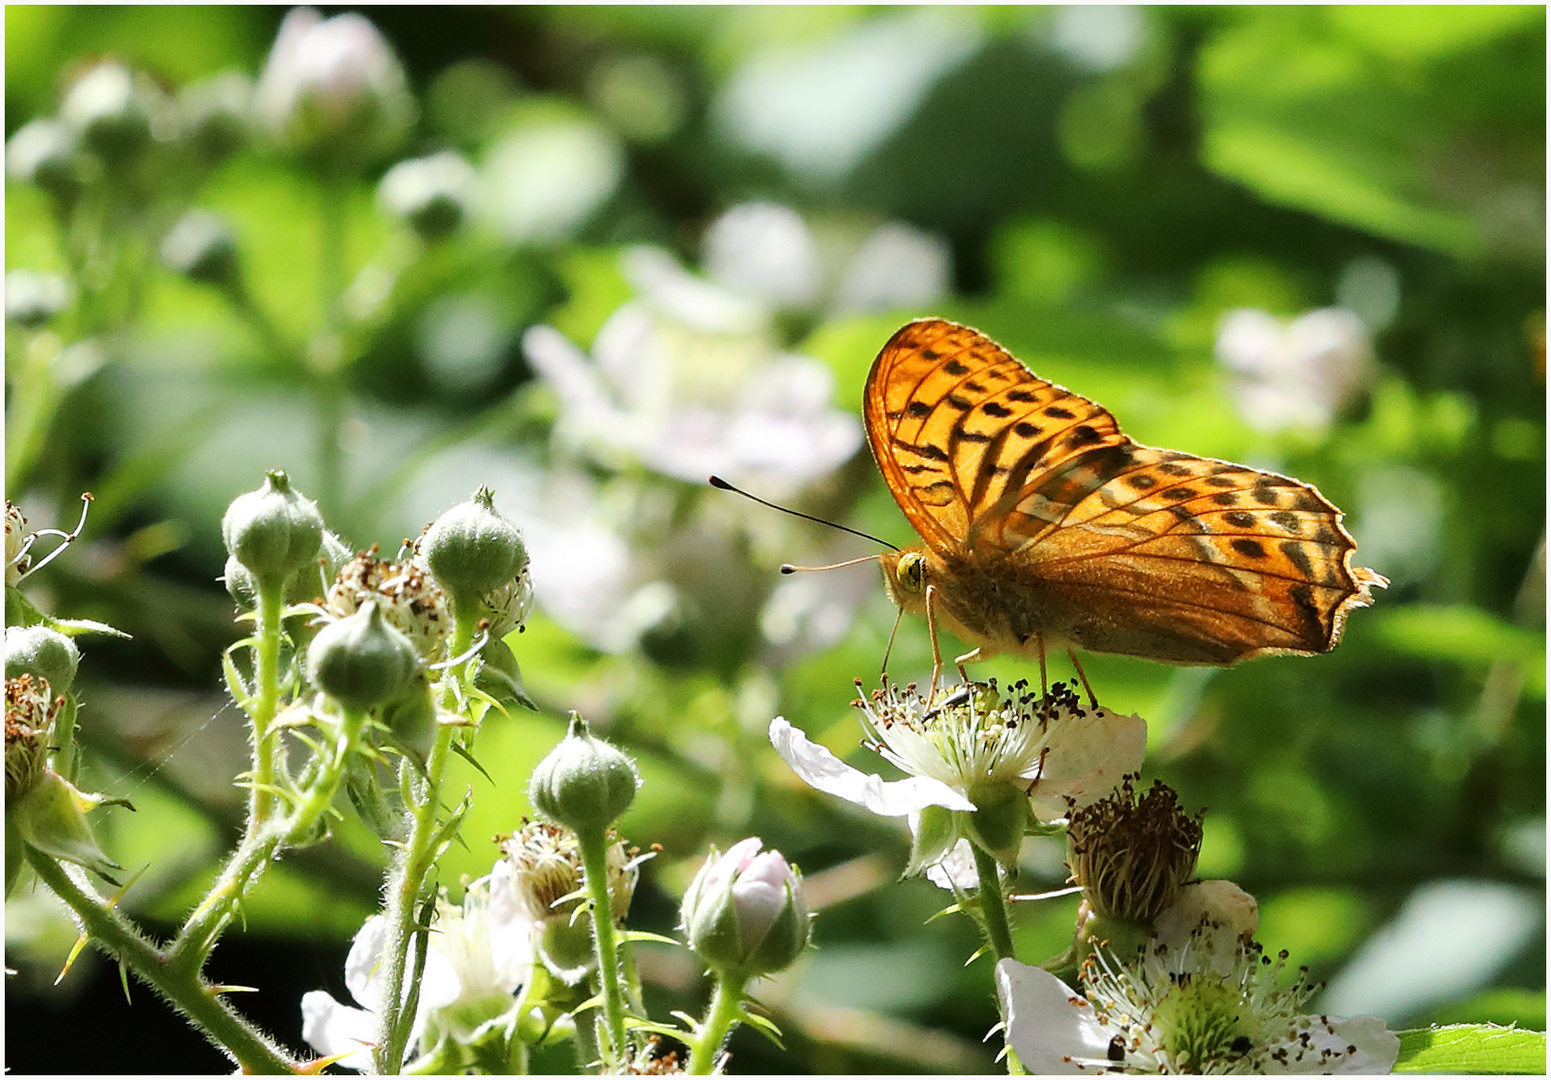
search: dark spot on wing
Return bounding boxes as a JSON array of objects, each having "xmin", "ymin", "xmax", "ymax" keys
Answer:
[
  {"xmin": 1212, "ymin": 492, "xmax": 1240, "ymax": 506},
  {"xmin": 957, "ymin": 430, "xmax": 992, "ymax": 443},
  {"xmin": 1224, "ymin": 511, "xmax": 1256, "ymax": 528},
  {"xmin": 944, "ymin": 359, "xmax": 969, "ymax": 376},
  {"xmin": 907, "ymin": 401, "xmax": 932, "ymax": 418},
  {"xmin": 983, "ymin": 401, "xmax": 1013, "ymax": 418},
  {"xmin": 921, "ymin": 347, "xmax": 940, "ymax": 360},
  {"xmin": 1044, "ymin": 405, "xmax": 1076, "ymax": 419},
  {"xmin": 1164, "ymin": 487, "xmax": 1198, "ymax": 500},
  {"xmin": 1206, "ymin": 475, "xmax": 1237, "ymax": 488},
  {"xmin": 1280, "ymin": 540, "xmax": 1314, "ymax": 578},
  {"xmin": 964, "ymin": 380, "xmax": 987, "ymax": 393},
  {"xmin": 1007, "ymin": 389, "xmax": 1037, "ymax": 403},
  {"xmin": 1127, "ymin": 474, "xmax": 1157, "ymax": 489},
  {"xmin": 946, "ymin": 395, "xmax": 972, "ymax": 410},
  {"xmin": 1231, "ymin": 538, "xmax": 1267, "ymax": 558},
  {"xmin": 1271, "ymin": 511, "xmax": 1301, "ymax": 532},
  {"xmin": 913, "ymin": 443, "xmax": 950, "ymax": 462},
  {"xmin": 1014, "ymin": 422, "xmax": 1041, "ymax": 438},
  {"xmin": 1067, "ymin": 425, "xmax": 1103, "ymax": 448},
  {"xmin": 1159, "ymin": 462, "xmax": 1193, "ymax": 476}
]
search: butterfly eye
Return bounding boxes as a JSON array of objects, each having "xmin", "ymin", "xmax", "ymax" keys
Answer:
[{"xmin": 897, "ymin": 552, "xmax": 927, "ymax": 594}]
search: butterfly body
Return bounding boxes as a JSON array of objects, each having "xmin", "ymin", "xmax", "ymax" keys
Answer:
[{"xmin": 866, "ymin": 319, "xmax": 1385, "ymax": 669}]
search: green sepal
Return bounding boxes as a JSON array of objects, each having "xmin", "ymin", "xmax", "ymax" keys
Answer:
[
  {"xmin": 904, "ymin": 803, "xmax": 960, "ymax": 877},
  {"xmin": 474, "ymin": 639, "xmax": 536, "ymax": 711},
  {"xmin": 11, "ymin": 772, "xmax": 124, "ymax": 882}
]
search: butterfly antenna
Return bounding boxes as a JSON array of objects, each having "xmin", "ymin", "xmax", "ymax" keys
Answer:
[
  {"xmin": 708, "ymin": 475, "xmax": 899, "ymax": 552},
  {"xmin": 780, "ymin": 554, "xmax": 883, "ymax": 575}
]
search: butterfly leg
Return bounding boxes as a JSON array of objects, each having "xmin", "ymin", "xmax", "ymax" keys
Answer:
[
  {"xmin": 924, "ymin": 584, "xmax": 945, "ymax": 700},
  {"xmin": 1035, "ymin": 632, "xmax": 1048, "ymax": 697},
  {"xmin": 1067, "ymin": 648, "xmax": 1098, "ymax": 709},
  {"xmin": 880, "ymin": 608, "xmax": 904, "ymax": 679},
  {"xmin": 952, "ymin": 648, "xmax": 980, "ymax": 684}
]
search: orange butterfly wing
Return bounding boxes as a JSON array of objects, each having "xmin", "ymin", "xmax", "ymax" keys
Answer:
[{"xmin": 864, "ymin": 318, "xmax": 1384, "ymax": 665}]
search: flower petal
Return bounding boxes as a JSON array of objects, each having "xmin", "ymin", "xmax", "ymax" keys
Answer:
[
  {"xmin": 769, "ymin": 717, "xmax": 975, "ymax": 815},
  {"xmin": 923, "ymin": 837, "xmax": 980, "ymax": 892},
  {"xmin": 1263, "ymin": 1014, "xmax": 1400, "ymax": 1074},
  {"xmin": 1028, "ymin": 707, "xmax": 1146, "ymax": 820},
  {"xmin": 300, "ymin": 990, "xmax": 376, "ymax": 1072},
  {"xmin": 344, "ymin": 915, "xmax": 388, "ymax": 1011},
  {"xmin": 995, "ymin": 958, "xmax": 1112, "ymax": 1074}
]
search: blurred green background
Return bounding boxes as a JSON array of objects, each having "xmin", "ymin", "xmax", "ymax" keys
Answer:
[{"xmin": 5, "ymin": 5, "xmax": 1544, "ymax": 1073}]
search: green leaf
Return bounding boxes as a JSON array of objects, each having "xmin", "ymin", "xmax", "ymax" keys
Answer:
[
  {"xmin": 1393, "ymin": 1024, "xmax": 1547, "ymax": 1074},
  {"xmin": 1366, "ymin": 605, "xmax": 1545, "ymax": 683}
]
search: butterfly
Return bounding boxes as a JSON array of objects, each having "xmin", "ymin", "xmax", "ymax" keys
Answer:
[{"xmin": 864, "ymin": 318, "xmax": 1386, "ymax": 689}]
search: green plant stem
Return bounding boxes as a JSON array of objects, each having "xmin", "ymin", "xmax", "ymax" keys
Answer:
[
  {"xmin": 576, "ymin": 826, "xmax": 629, "ymax": 1069},
  {"xmin": 687, "ymin": 977, "xmax": 746, "ymax": 1074},
  {"xmin": 250, "ymin": 581, "xmax": 285, "ymax": 824},
  {"xmin": 27, "ymin": 849, "xmax": 297, "ymax": 1074},
  {"xmin": 969, "ymin": 846, "xmax": 1027, "ymax": 1075},
  {"xmin": 170, "ymin": 711, "xmax": 359, "ymax": 970},
  {"xmin": 373, "ymin": 723, "xmax": 456, "ymax": 1072},
  {"xmin": 973, "ymin": 845, "xmax": 1017, "ymax": 963}
]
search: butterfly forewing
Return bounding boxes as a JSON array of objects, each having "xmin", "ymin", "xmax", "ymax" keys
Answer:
[
  {"xmin": 865, "ymin": 319, "xmax": 1127, "ymax": 553},
  {"xmin": 864, "ymin": 318, "xmax": 1384, "ymax": 665}
]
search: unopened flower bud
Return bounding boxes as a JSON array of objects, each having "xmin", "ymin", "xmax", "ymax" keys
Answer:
[
  {"xmin": 5, "ymin": 270, "xmax": 72, "ymax": 328},
  {"xmin": 257, "ymin": 8, "xmax": 414, "ymax": 167},
  {"xmin": 307, "ymin": 601, "xmax": 418, "ymax": 712},
  {"xmin": 419, "ymin": 487, "xmax": 527, "ymax": 611},
  {"xmin": 528, "ymin": 714, "xmax": 638, "ymax": 834},
  {"xmin": 1067, "ymin": 778, "xmax": 1203, "ymax": 953},
  {"xmin": 6, "ymin": 119, "xmax": 80, "ymax": 201},
  {"xmin": 681, "ymin": 837, "xmax": 810, "ymax": 979},
  {"xmin": 5, "ymin": 625, "xmax": 80, "ymax": 698},
  {"xmin": 378, "ymin": 151, "xmax": 476, "ymax": 241},
  {"xmin": 60, "ymin": 62, "xmax": 153, "ymax": 163},
  {"xmin": 221, "ymin": 470, "xmax": 324, "ymax": 590},
  {"xmin": 161, "ymin": 210, "xmax": 240, "ymax": 288},
  {"xmin": 179, "ymin": 71, "xmax": 252, "ymax": 164}
]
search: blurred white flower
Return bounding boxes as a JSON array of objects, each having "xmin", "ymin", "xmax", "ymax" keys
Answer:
[
  {"xmin": 834, "ymin": 221, "xmax": 953, "ymax": 314},
  {"xmin": 703, "ymin": 201, "xmax": 821, "ymax": 309},
  {"xmin": 301, "ymin": 871, "xmax": 531, "ymax": 1071},
  {"xmin": 1216, "ymin": 307, "xmax": 1373, "ymax": 433},
  {"xmin": 257, "ymin": 8, "xmax": 413, "ymax": 163},
  {"xmin": 480, "ymin": 112, "xmax": 623, "ymax": 245},
  {"xmin": 378, "ymin": 151, "xmax": 477, "ymax": 240},
  {"xmin": 523, "ymin": 247, "xmax": 862, "ymax": 494},
  {"xmin": 700, "ymin": 201, "xmax": 953, "ymax": 317},
  {"xmin": 996, "ymin": 926, "xmax": 1400, "ymax": 1075}
]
